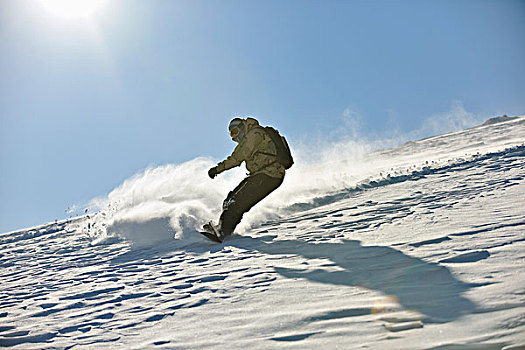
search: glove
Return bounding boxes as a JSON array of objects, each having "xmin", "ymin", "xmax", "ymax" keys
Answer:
[{"xmin": 208, "ymin": 166, "xmax": 218, "ymax": 179}]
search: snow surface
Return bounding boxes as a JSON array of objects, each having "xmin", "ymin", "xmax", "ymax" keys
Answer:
[{"xmin": 1, "ymin": 116, "xmax": 524, "ymax": 349}]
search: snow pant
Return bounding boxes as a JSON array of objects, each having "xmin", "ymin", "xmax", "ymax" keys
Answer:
[{"xmin": 219, "ymin": 173, "xmax": 284, "ymax": 236}]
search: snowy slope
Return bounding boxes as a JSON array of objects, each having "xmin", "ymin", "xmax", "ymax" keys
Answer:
[{"xmin": 1, "ymin": 116, "xmax": 524, "ymax": 349}]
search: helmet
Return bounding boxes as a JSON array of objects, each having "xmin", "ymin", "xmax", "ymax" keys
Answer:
[{"xmin": 228, "ymin": 118, "xmax": 245, "ymax": 142}]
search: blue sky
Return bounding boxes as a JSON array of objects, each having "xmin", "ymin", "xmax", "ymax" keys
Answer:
[{"xmin": 1, "ymin": 0, "xmax": 524, "ymax": 233}]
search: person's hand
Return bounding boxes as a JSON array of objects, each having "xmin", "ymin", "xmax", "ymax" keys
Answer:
[{"xmin": 208, "ymin": 167, "xmax": 218, "ymax": 179}]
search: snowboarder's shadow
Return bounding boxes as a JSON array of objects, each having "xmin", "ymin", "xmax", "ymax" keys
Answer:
[{"xmin": 231, "ymin": 235, "xmax": 477, "ymax": 323}]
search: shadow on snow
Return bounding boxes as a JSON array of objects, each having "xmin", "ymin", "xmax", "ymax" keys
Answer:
[{"xmin": 230, "ymin": 235, "xmax": 477, "ymax": 324}]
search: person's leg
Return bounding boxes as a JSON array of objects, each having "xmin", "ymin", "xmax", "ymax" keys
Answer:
[
  {"xmin": 221, "ymin": 177, "xmax": 251, "ymax": 213},
  {"xmin": 220, "ymin": 174, "xmax": 283, "ymax": 236}
]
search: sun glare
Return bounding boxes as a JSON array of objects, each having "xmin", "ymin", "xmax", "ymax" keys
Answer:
[{"xmin": 40, "ymin": 0, "xmax": 107, "ymax": 19}]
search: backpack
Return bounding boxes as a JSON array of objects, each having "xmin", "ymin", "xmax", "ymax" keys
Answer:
[{"xmin": 260, "ymin": 126, "xmax": 294, "ymax": 169}]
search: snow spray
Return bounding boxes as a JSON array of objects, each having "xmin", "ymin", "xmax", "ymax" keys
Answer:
[{"xmin": 72, "ymin": 115, "xmax": 525, "ymax": 246}]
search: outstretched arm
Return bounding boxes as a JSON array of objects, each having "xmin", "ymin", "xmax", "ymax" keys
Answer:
[
  {"xmin": 208, "ymin": 144, "xmax": 243, "ymax": 179},
  {"xmin": 216, "ymin": 144, "xmax": 243, "ymax": 174},
  {"xmin": 209, "ymin": 131, "xmax": 264, "ymax": 178}
]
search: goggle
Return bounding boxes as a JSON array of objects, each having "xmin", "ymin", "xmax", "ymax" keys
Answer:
[{"xmin": 229, "ymin": 125, "xmax": 242, "ymax": 138}]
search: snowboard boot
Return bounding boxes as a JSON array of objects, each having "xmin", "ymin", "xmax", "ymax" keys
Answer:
[{"xmin": 203, "ymin": 222, "xmax": 225, "ymax": 242}]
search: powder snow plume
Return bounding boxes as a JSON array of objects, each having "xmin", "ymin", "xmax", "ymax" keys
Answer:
[{"xmin": 70, "ymin": 114, "xmax": 525, "ymax": 247}]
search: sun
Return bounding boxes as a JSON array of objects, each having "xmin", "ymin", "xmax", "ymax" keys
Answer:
[{"xmin": 40, "ymin": 0, "xmax": 107, "ymax": 19}]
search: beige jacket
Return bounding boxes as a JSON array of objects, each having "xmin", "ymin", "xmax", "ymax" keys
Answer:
[{"xmin": 216, "ymin": 118, "xmax": 286, "ymax": 179}]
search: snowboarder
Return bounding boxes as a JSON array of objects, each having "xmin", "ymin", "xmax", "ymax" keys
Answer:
[{"xmin": 204, "ymin": 117, "xmax": 292, "ymax": 242}]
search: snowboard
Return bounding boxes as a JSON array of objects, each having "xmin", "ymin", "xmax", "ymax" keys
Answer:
[{"xmin": 199, "ymin": 222, "xmax": 224, "ymax": 243}]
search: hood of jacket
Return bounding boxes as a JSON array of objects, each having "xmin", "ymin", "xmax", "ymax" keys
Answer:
[
  {"xmin": 233, "ymin": 117, "xmax": 260, "ymax": 143},
  {"xmin": 244, "ymin": 117, "xmax": 260, "ymax": 131}
]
